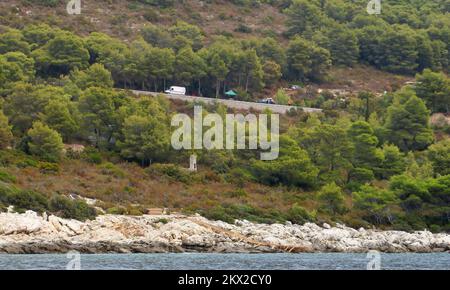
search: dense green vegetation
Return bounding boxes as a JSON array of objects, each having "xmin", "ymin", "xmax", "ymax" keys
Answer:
[
  {"xmin": 0, "ymin": 0, "xmax": 448, "ymax": 231},
  {"xmin": 1, "ymin": 0, "xmax": 449, "ymax": 100}
]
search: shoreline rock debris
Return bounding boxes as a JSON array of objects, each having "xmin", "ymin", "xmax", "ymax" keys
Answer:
[{"xmin": 0, "ymin": 211, "xmax": 449, "ymax": 254}]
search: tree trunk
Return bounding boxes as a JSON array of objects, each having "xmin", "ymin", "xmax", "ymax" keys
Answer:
[
  {"xmin": 216, "ymin": 79, "xmax": 220, "ymax": 98},
  {"xmin": 365, "ymin": 97, "xmax": 370, "ymax": 121},
  {"xmin": 95, "ymin": 128, "xmax": 100, "ymax": 148},
  {"xmin": 245, "ymin": 75, "xmax": 250, "ymax": 92},
  {"xmin": 198, "ymin": 79, "xmax": 202, "ymax": 96}
]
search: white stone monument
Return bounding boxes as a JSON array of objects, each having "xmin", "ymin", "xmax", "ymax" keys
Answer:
[{"xmin": 189, "ymin": 154, "xmax": 197, "ymax": 172}]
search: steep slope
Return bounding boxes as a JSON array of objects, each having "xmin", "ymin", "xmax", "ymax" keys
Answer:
[{"xmin": 0, "ymin": 0, "xmax": 287, "ymax": 40}]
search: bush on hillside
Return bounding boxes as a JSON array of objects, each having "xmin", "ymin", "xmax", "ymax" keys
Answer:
[
  {"xmin": 0, "ymin": 169, "xmax": 16, "ymax": 183},
  {"xmin": 49, "ymin": 195, "xmax": 97, "ymax": 221},
  {"xmin": 0, "ymin": 182, "xmax": 97, "ymax": 220},
  {"xmin": 285, "ymin": 203, "xmax": 315, "ymax": 225},
  {"xmin": 148, "ymin": 163, "xmax": 191, "ymax": 183}
]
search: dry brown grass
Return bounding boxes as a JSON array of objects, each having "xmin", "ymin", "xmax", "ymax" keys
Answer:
[
  {"xmin": 6, "ymin": 157, "xmax": 316, "ymax": 214},
  {"xmin": 0, "ymin": 0, "xmax": 287, "ymax": 41},
  {"xmin": 319, "ymin": 65, "xmax": 414, "ymax": 94}
]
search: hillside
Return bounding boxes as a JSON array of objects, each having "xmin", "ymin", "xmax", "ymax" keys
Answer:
[
  {"xmin": 0, "ymin": 0, "xmax": 433, "ymax": 93},
  {"xmin": 1, "ymin": 0, "xmax": 288, "ymax": 40},
  {"xmin": 0, "ymin": 0, "xmax": 449, "ymax": 233}
]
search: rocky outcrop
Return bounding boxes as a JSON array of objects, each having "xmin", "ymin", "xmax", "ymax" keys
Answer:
[{"xmin": 0, "ymin": 211, "xmax": 449, "ymax": 254}]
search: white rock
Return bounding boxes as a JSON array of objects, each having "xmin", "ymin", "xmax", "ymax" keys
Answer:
[
  {"xmin": 1, "ymin": 210, "xmax": 449, "ymax": 253},
  {"xmin": 182, "ymin": 234, "xmax": 215, "ymax": 247},
  {"xmin": 320, "ymin": 228, "xmax": 352, "ymax": 240},
  {"xmin": 0, "ymin": 211, "xmax": 43, "ymax": 235},
  {"xmin": 48, "ymin": 215, "xmax": 63, "ymax": 232}
]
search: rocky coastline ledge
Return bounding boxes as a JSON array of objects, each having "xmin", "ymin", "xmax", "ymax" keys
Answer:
[{"xmin": 0, "ymin": 211, "xmax": 449, "ymax": 254}]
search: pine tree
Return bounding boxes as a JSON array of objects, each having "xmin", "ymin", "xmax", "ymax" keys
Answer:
[
  {"xmin": 0, "ymin": 110, "xmax": 13, "ymax": 149},
  {"xmin": 27, "ymin": 121, "xmax": 64, "ymax": 162},
  {"xmin": 384, "ymin": 90, "xmax": 434, "ymax": 151}
]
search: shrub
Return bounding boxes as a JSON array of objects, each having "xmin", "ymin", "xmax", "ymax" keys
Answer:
[
  {"xmin": 347, "ymin": 167, "xmax": 375, "ymax": 191},
  {"xmin": 127, "ymin": 205, "xmax": 145, "ymax": 216},
  {"xmin": 354, "ymin": 185, "xmax": 398, "ymax": 225},
  {"xmin": 99, "ymin": 162, "xmax": 126, "ymax": 178},
  {"xmin": 7, "ymin": 190, "xmax": 48, "ymax": 213},
  {"xmin": 341, "ymin": 216, "xmax": 371, "ymax": 229},
  {"xmin": 318, "ymin": 183, "xmax": 347, "ymax": 215},
  {"xmin": 226, "ymin": 167, "xmax": 253, "ymax": 187},
  {"xmin": 201, "ymin": 204, "xmax": 285, "ymax": 224},
  {"xmin": 27, "ymin": 0, "xmax": 61, "ymax": 6},
  {"xmin": 0, "ymin": 149, "xmax": 38, "ymax": 168},
  {"xmin": 285, "ymin": 203, "xmax": 314, "ymax": 225},
  {"xmin": 0, "ymin": 182, "xmax": 96, "ymax": 220},
  {"xmin": 155, "ymin": 218, "xmax": 169, "ymax": 224},
  {"xmin": 38, "ymin": 161, "xmax": 60, "ymax": 174},
  {"xmin": 143, "ymin": 9, "xmax": 159, "ymax": 22},
  {"xmin": 429, "ymin": 224, "xmax": 442, "ymax": 233},
  {"xmin": 65, "ymin": 148, "xmax": 83, "ymax": 160},
  {"xmin": 391, "ymin": 219, "xmax": 414, "ymax": 232},
  {"xmin": 49, "ymin": 195, "xmax": 97, "ymax": 221},
  {"xmin": 427, "ymin": 139, "xmax": 450, "ymax": 176},
  {"xmin": 252, "ymin": 135, "xmax": 318, "ymax": 188},
  {"xmin": 390, "ymin": 174, "xmax": 431, "ymax": 202},
  {"xmin": 235, "ymin": 24, "xmax": 252, "ymax": 33},
  {"xmin": 106, "ymin": 206, "xmax": 127, "ymax": 215},
  {"xmin": 16, "ymin": 158, "xmax": 39, "ymax": 168},
  {"xmin": 201, "ymin": 205, "xmax": 235, "ymax": 224},
  {"xmin": 201, "ymin": 171, "xmax": 222, "ymax": 183},
  {"xmin": 83, "ymin": 147, "xmax": 102, "ymax": 164},
  {"xmin": 0, "ymin": 110, "xmax": 13, "ymax": 149},
  {"xmin": 0, "ymin": 169, "xmax": 16, "ymax": 183},
  {"xmin": 0, "ymin": 183, "xmax": 15, "ymax": 204},
  {"xmin": 200, "ymin": 150, "xmax": 234, "ymax": 174},
  {"xmin": 401, "ymin": 194, "xmax": 422, "ymax": 212},
  {"xmin": 274, "ymin": 89, "xmax": 291, "ymax": 105},
  {"xmin": 27, "ymin": 122, "xmax": 64, "ymax": 162},
  {"xmin": 225, "ymin": 188, "xmax": 248, "ymax": 198},
  {"xmin": 148, "ymin": 163, "xmax": 191, "ymax": 183},
  {"xmin": 137, "ymin": 0, "xmax": 175, "ymax": 8}
]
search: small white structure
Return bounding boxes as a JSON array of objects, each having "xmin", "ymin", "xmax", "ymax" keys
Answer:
[
  {"xmin": 165, "ymin": 86, "xmax": 186, "ymax": 95},
  {"xmin": 189, "ymin": 154, "xmax": 198, "ymax": 172}
]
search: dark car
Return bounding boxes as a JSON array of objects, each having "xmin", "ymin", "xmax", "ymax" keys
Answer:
[{"xmin": 258, "ymin": 98, "xmax": 276, "ymax": 104}]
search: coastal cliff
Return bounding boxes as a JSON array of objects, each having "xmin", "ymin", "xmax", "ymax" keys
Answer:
[{"xmin": 0, "ymin": 211, "xmax": 449, "ymax": 254}]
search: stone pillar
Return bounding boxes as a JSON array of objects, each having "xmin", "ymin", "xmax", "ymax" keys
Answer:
[{"xmin": 189, "ymin": 154, "xmax": 197, "ymax": 172}]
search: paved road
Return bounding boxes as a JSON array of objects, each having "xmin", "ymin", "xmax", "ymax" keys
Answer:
[{"xmin": 131, "ymin": 90, "xmax": 323, "ymax": 114}]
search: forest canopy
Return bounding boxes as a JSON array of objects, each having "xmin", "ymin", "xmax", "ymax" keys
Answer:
[{"xmin": 0, "ymin": 0, "xmax": 449, "ymax": 230}]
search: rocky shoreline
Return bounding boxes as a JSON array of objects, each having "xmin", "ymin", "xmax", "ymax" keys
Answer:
[{"xmin": 0, "ymin": 211, "xmax": 449, "ymax": 254}]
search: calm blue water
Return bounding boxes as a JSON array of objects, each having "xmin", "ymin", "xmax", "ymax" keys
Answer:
[{"xmin": 0, "ymin": 253, "xmax": 448, "ymax": 270}]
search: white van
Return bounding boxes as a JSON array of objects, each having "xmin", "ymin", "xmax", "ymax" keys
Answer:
[{"xmin": 165, "ymin": 86, "xmax": 186, "ymax": 95}]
